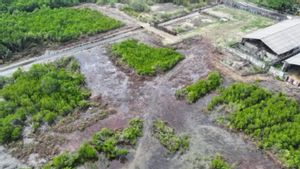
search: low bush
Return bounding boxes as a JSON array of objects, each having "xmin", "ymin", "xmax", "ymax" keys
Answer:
[
  {"xmin": 77, "ymin": 143, "xmax": 98, "ymax": 162},
  {"xmin": 0, "ymin": 8, "xmax": 122, "ymax": 62},
  {"xmin": 121, "ymin": 118, "xmax": 144, "ymax": 144},
  {"xmin": 0, "ymin": 0, "xmax": 98, "ymax": 13},
  {"xmin": 208, "ymin": 83, "xmax": 300, "ymax": 168},
  {"xmin": 0, "ymin": 57, "xmax": 90, "ymax": 144},
  {"xmin": 111, "ymin": 39, "xmax": 183, "ymax": 75},
  {"xmin": 176, "ymin": 71, "xmax": 222, "ymax": 103},
  {"xmin": 43, "ymin": 118, "xmax": 144, "ymax": 168},
  {"xmin": 249, "ymin": 0, "xmax": 297, "ymax": 12},
  {"xmin": 92, "ymin": 118, "xmax": 143, "ymax": 159},
  {"xmin": 152, "ymin": 119, "xmax": 189, "ymax": 153},
  {"xmin": 211, "ymin": 155, "xmax": 231, "ymax": 169}
]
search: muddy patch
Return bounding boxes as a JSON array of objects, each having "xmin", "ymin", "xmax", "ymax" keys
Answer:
[{"xmin": 66, "ymin": 35, "xmax": 280, "ymax": 169}]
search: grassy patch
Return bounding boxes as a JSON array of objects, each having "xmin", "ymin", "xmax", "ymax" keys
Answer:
[
  {"xmin": 176, "ymin": 71, "xmax": 222, "ymax": 103},
  {"xmin": 111, "ymin": 39, "xmax": 184, "ymax": 75},
  {"xmin": 241, "ymin": 17, "xmax": 274, "ymax": 32},
  {"xmin": 211, "ymin": 155, "xmax": 232, "ymax": 169},
  {"xmin": 43, "ymin": 118, "xmax": 144, "ymax": 168},
  {"xmin": 0, "ymin": 57, "xmax": 90, "ymax": 144},
  {"xmin": 0, "ymin": 8, "xmax": 122, "ymax": 61},
  {"xmin": 152, "ymin": 119, "xmax": 189, "ymax": 153},
  {"xmin": 208, "ymin": 83, "xmax": 300, "ymax": 168}
]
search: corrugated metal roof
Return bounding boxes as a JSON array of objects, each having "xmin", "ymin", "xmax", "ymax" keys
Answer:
[
  {"xmin": 285, "ymin": 53, "xmax": 300, "ymax": 66},
  {"xmin": 243, "ymin": 19, "xmax": 300, "ymax": 55}
]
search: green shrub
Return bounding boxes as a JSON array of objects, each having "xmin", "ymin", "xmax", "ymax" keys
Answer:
[
  {"xmin": 176, "ymin": 71, "xmax": 222, "ymax": 103},
  {"xmin": 43, "ymin": 152, "xmax": 78, "ymax": 169},
  {"xmin": 111, "ymin": 39, "xmax": 183, "ymax": 75},
  {"xmin": 122, "ymin": 118, "xmax": 143, "ymax": 144},
  {"xmin": 44, "ymin": 118, "xmax": 143, "ymax": 168},
  {"xmin": 152, "ymin": 119, "xmax": 189, "ymax": 153},
  {"xmin": 0, "ymin": 0, "xmax": 99, "ymax": 13},
  {"xmin": 129, "ymin": 0, "xmax": 149, "ymax": 12},
  {"xmin": 211, "ymin": 155, "xmax": 231, "ymax": 169},
  {"xmin": 250, "ymin": 0, "xmax": 297, "ymax": 12},
  {"xmin": 92, "ymin": 118, "xmax": 143, "ymax": 159},
  {"xmin": 0, "ymin": 7, "xmax": 122, "ymax": 61},
  {"xmin": 0, "ymin": 57, "xmax": 89, "ymax": 144},
  {"xmin": 0, "ymin": 43, "xmax": 12, "ymax": 61},
  {"xmin": 77, "ymin": 143, "xmax": 98, "ymax": 162},
  {"xmin": 208, "ymin": 83, "xmax": 300, "ymax": 168}
]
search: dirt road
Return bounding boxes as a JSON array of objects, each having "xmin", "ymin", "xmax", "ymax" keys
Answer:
[{"xmin": 0, "ymin": 26, "xmax": 141, "ymax": 77}]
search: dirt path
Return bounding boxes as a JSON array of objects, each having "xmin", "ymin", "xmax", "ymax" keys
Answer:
[
  {"xmin": 0, "ymin": 26, "xmax": 141, "ymax": 77},
  {"xmin": 81, "ymin": 4, "xmax": 181, "ymax": 45}
]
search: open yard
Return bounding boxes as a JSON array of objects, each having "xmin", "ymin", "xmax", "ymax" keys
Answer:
[
  {"xmin": 160, "ymin": 5, "xmax": 275, "ymax": 47},
  {"xmin": 1, "ymin": 30, "xmax": 285, "ymax": 169},
  {"xmin": 1, "ymin": 2, "xmax": 299, "ymax": 169}
]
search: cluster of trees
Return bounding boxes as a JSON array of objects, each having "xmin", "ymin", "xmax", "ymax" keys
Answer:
[
  {"xmin": 176, "ymin": 71, "xmax": 222, "ymax": 103},
  {"xmin": 111, "ymin": 39, "xmax": 183, "ymax": 75},
  {"xmin": 0, "ymin": 0, "xmax": 98, "ymax": 13},
  {"xmin": 250, "ymin": 0, "xmax": 298, "ymax": 12},
  {"xmin": 43, "ymin": 118, "xmax": 144, "ymax": 168},
  {"xmin": 208, "ymin": 83, "xmax": 300, "ymax": 168},
  {"xmin": 152, "ymin": 119, "xmax": 189, "ymax": 153},
  {"xmin": 0, "ymin": 57, "xmax": 90, "ymax": 144},
  {"xmin": 0, "ymin": 7, "xmax": 122, "ymax": 61}
]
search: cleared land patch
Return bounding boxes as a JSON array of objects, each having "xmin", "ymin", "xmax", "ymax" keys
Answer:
[
  {"xmin": 111, "ymin": 39, "xmax": 183, "ymax": 75},
  {"xmin": 0, "ymin": 57, "xmax": 90, "ymax": 144},
  {"xmin": 0, "ymin": 8, "xmax": 122, "ymax": 62},
  {"xmin": 208, "ymin": 83, "xmax": 300, "ymax": 168},
  {"xmin": 175, "ymin": 5, "xmax": 275, "ymax": 47}
]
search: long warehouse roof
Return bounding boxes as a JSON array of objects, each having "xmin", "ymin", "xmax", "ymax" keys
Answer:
[
  {"xmin": 285, "ymin": 53, "xmax": 300, "ymax": 66},
  {"xmin": 243, "ymin": 19, "xmax": 300, "ymax": 55}
]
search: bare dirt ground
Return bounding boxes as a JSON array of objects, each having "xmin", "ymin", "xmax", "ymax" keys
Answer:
[
  {"xmin": 0, "ymin": 3, "xmax": 298, "ymax": 169},
  {"xmin": 54, "ymin": 33, "xmax": 280, "ymax": 169}
]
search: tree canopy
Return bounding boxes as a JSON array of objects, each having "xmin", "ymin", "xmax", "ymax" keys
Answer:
[
  {"xmin": 0, "ymin": 7, "xmax": 122, "ymax": 61},
  {"xmin": 0, "ymin": 57, "xmax": 90, "ymax": 144}
]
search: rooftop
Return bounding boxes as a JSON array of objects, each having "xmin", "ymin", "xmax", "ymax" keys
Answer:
[
  {"xmin": 285, "ymin": 53, "xmax": 300, "ymax": 66},
  {"xmin": 243, "ymin": 19, "xmax": 300, "ymax": 55}
]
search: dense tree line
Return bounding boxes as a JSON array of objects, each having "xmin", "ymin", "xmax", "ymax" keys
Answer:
[
  {"xmin": 0, "ymin": 57, "xmax": 90, "ymax": 144},
  {"xmin": 0, "ymin": 0, "xmax": 97, "ymax": 13},
  {"xmin": 0, "ymin": 7, "xmax": 121, "ymax": 61},
  {"xmin": 208, "ymin": 83, "xmax": 300, "ymax": 168},
  {"xmin": 250, "ymin": 0, "xmax": 298, "ymax": 12}
]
